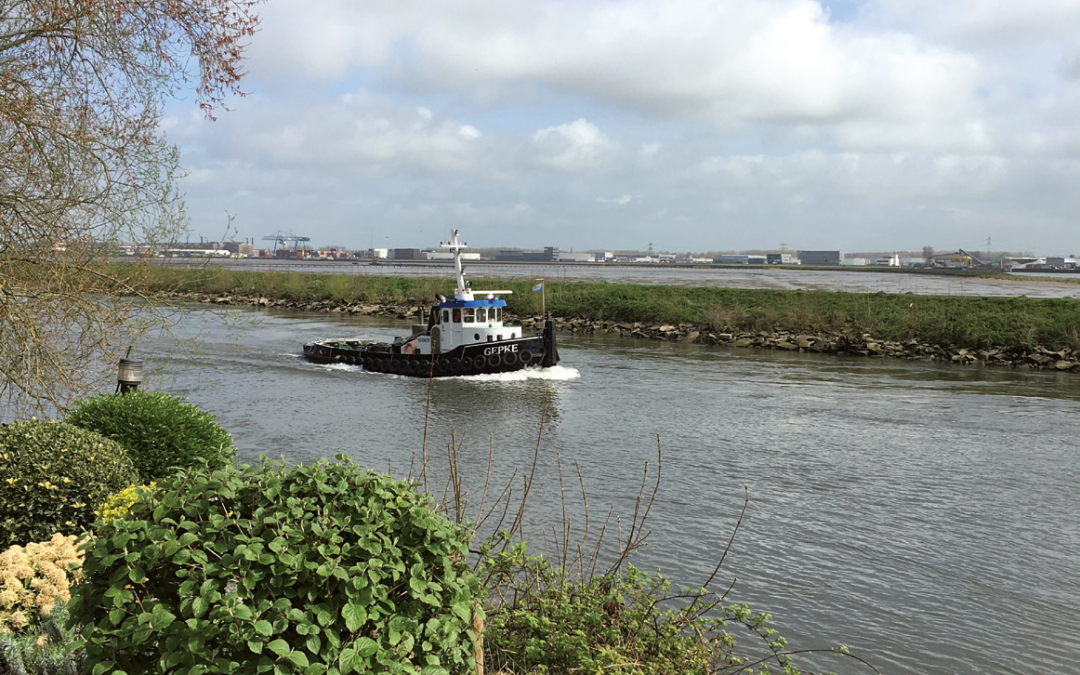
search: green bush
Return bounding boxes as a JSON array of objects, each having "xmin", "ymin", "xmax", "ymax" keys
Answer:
[
  {"xmin": 67, "ymin": 391, "xmax": 235, "ymax": 481},
  {"xmin": 0, "ymin": 602, "xmax": 84, "ymax": 675},
  {"xmin": 0, "ymin": 421, "xmax": 140, "ymax": 548},
  {"xmin": 481, "ymin": 542, "xmax": 800, "ymax": 675},
  {"xmin": 68, "ymin": 457, "xmax": 482, "ymax": 675}
]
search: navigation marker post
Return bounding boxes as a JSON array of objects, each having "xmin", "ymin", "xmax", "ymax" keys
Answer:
[{"xmin": 533, "ymin": 279, "xmax": 545, "ymax": 316}]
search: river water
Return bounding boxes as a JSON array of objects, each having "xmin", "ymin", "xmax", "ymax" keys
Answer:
[{"xmin": 144, "ymin": 305, "xmax": 1078, "ymax": 675}]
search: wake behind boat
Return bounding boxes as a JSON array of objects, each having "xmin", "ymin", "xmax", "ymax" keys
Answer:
[{"xmin": 302, "ymin": 230, "xmax": 559, "ymax": 377}]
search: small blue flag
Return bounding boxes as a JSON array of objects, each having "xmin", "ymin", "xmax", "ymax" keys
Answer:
[{"xmin": 532, "ymin": 282, "xmax": 543, "ymax": 293}]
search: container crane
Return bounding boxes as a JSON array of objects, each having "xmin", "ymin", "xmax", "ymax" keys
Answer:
[{"xmin": 262, "ymin": 231, "xmax": 311, "ymax": 255}]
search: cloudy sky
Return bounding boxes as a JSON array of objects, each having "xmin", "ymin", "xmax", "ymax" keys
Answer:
[{"xmin": 165, "ymin": 0, "xmax": 1080, "ymax": 254}]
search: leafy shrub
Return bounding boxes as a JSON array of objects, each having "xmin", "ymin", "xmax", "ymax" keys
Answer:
[
  {"xmin": 481, "ymin": 543, "xmax": 803, "ymax": 675},
  {"xmin": 0, "ymin": 534, "xmax": 84, "ymax": 633},
  {"xmin": 95, "ymin": 483, "xmax": 157, "ymax": 525},
  {"xmin": 0, "ymin": 421, "xmax": 140, "ymax": 548},
  {"xmin": 0, "ymin": 602, "xmax": 84, "ymax": 675},
  {"xmin": 67, "ymin": 391, "xmax": 235, "ymax": 481},
  {"xmin": 68, "ymin": 457, "xmax": 482, "ymax": 675}
]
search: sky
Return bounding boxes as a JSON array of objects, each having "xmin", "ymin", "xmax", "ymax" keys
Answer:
[{"xmin": 164, "ymin": 0, "xmax": 1080, "ymax": 254}]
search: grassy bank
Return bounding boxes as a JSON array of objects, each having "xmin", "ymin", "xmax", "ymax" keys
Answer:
[{"xmin": 133, "ymin": 265, "xmax": 1080, "ymax": 351}]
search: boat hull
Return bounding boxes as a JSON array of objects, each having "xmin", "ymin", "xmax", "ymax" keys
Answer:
[{"xmin": 302, "ymin": 334, "xmax": 552, "ymax": 377}]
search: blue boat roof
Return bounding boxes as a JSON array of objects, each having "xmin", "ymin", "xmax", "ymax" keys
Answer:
[{"xmin": 438, "ymin": 298, "xmax": 508, "ymax": 308}]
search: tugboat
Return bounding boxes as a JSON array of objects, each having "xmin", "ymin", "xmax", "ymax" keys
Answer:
[{"xmin": 302, "ymin": 230, "xmax": 559, "ymax": 377}]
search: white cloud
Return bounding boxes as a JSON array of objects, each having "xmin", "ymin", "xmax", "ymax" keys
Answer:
[
  {"xmin": 532, "ymin": 119, "xmax": 612, "ymax": 170},
  {"xmin": 246, "ymin": 2, "xmax": 981, "ymax": 137},
  {"xmin": 164, "ymin": 0, "xmax": 1080, "ymax": 253},
  {"xmin": 861, "ymin": 0, "xmax": 1080, "ymax": 48},
  {"xmin": 173, "ymin": 92, "xmax": 486, "ymax": 174}
]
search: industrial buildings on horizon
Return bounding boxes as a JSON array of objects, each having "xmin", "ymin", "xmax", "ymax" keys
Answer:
[{"xmin": 123, "ymin": 235, "xmax": 1078, "ymax": 272}]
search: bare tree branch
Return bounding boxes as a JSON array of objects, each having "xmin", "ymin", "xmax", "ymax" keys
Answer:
[{"xmin": 1, "ymin": 0, "xmax": 262, "ymax": 417}]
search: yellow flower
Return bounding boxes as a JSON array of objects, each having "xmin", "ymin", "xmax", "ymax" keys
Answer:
[
  {"xmin": 0, "ymin": 589, "xmax": 18, "ymax": 610},
  {"xmin": 0, "ymin": 534, "xmax": 83, "ymax": 630},
  {"xmin": 4, "ymin": 478, "xmax": 15, "ymax": 485}
]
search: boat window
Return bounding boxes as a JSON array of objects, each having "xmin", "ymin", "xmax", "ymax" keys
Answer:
[
  {"xmin": 442, "ymin": 309, "xmax": 450, "ymax": 324},
  {"xmin": 493, "ymin": 307, "xmax": 501, "ymax": 322},
  {"xmin": 453, "ymin": 308, "xmax": 461, "ymax": 323},
  {"xmin": 476, "ymin": 308, "xmax": 487, "ymax": 323},
  {"xmin": 463, "ymin": 308, "xmax": 475, "ymax": 323}
]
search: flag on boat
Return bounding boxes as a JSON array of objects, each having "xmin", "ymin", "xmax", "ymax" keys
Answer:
[{"xmin": 532, "ymin": 282, "xmax": 543, "ymax": 293}]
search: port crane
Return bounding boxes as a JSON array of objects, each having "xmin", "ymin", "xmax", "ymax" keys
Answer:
[{"xmin": 262, "ymin": 231, "xmax": 311, "ymax": 254}]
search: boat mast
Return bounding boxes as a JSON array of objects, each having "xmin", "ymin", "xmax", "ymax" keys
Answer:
[
  {"xmin": 440, "ymin": 229, "xmax": 512, "ymax": 301},
  {"xmin": 442, "ymin": 230, "xmax": 471, "ymax": 300}
]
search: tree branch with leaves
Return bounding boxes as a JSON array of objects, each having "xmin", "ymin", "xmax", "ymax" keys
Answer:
[{"xmin": 0, "ymin": 0, "xmax": 262, "ymax": 417}]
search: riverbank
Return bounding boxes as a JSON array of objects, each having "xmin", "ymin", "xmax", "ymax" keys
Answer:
[{"xmin": 148, "ymin": 281, "xmax": 1080, "ymax": 371}]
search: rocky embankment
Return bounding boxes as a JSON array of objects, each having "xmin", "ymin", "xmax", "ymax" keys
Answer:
[
  {"xmin": 523, "ymin": 316, "xmax": 1079, "ymax": 371},
  {"xmin": 168, "ymin": 292, "xmax": 1080, "ymax": 372}
]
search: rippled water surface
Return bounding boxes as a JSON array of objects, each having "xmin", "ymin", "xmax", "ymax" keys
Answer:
[{"xmin": 149, "ymin": 306, "xmax": 1079, "ymax": 675}]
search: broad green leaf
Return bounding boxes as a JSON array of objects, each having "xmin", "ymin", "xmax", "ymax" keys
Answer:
[
  {"xmin": 451, "ymin": 602, "xmax": 470, "ymax": 622},
  {"xmin": 354, "ymin": 637, "xmax": 378, "ymax": 658},
  {"xmin": 267, "ymin": 638, "xmax": 291, "ymax": 657},
  {"xmin": 151, "ymin": 607, "xmax": 177, "ymax": 630},
  {"xmin": 337, "ymin": 647, "xmax": 356, "ymax": 675},
  {"xmin": 92, "ymin": 660, "xmax": 116, "ymax": 675},
  {"xmin": 342, "ymin": 603, "xmax": 367, "ymax": 632}
]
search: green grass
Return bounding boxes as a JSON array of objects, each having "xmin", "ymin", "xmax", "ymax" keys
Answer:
[{"xmin": 128, "ymin": 265, "xmax": 1080, "ymax": 351}]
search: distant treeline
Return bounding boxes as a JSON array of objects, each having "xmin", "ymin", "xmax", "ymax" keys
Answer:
[{"xmin": 132, "ymin": 265, "xmax": 1080, "ymax": 351}]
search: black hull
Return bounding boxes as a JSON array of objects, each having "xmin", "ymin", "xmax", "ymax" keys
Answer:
[{"xmin": 303, "ymin": 334, "xmax": 555, "ymax": 378}]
